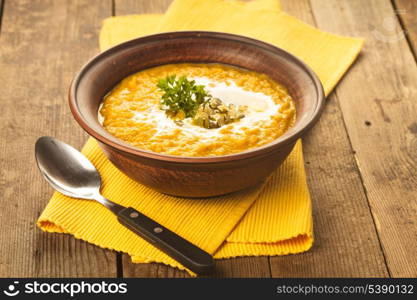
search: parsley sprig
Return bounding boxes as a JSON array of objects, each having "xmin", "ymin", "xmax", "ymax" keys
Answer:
[{"xmin": 157, "ymin": 75, "xmax": 209, "ymax": 118}]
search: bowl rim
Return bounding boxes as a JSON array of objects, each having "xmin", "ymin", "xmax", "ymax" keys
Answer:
[{"xmin": 69, "ymin": 31, "xmax": 325, "ymax": 164}]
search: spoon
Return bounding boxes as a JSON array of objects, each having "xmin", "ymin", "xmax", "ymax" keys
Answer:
[{"xmin": 35, "ymin": 136, "xmax": 214, "ymax": 274}]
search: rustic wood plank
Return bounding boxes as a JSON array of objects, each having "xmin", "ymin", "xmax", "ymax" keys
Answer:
[
  {"xmin": 309, "ymin": 0, "xmax": 417, "ymax": 277},
  {"xmin": 393, "ymin": 0, "xmax": 417, "ymax": 60},
  {"xmin": 0, "ymin": 0, "xmax": 115, "ymax": 277},
  {"xmin": 268, "ymin": 0, "xmax": 391, "ymax": 277},
  {"xmin": 123, "ymin": 255, "xmax": 271, "ymax": 278},
  {"xmin": 208, "ymin": 257, "xmax": 271, "ymax": 278},
  {"xmin": 115, "ymin": 0, "xmax": 171, "ymax": 15},
  {"xmin": 123, "ymin": 260, "xmax": 191, "ymax": 278}
]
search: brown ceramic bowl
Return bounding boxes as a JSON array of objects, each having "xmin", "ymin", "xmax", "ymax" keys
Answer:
[{"xmin": 69, "ymin": 31, "xmax": 324, "ymax": 197}]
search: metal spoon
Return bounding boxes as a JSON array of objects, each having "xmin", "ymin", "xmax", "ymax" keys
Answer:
[{"xmin": 35, "ymin": 136, "xmax": 214, "ymax": 274}]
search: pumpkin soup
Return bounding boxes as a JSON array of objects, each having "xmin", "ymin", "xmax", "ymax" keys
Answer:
[{"xmin": 99, "ymin": 63, "xmax": 295, "ymax": 157}]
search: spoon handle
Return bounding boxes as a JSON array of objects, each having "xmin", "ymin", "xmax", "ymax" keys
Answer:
[{"xmin": 117, "ymin": 207, "xmax": 214, "ymax": 275}]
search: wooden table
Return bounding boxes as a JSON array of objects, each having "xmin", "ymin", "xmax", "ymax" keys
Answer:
[{"xmin": 0, "ymin": 0, "xmax": 416, "ymax": 278}]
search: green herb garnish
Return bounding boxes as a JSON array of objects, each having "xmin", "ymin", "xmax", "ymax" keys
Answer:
[{"xmin": 157, "ymin": 75, "xmax": 209, "ymax": 119}]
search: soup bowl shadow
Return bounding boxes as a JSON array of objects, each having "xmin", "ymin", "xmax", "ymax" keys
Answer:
[{"xmin": 69, "ymin": 31, "xmax": 325, "ymax": 198}]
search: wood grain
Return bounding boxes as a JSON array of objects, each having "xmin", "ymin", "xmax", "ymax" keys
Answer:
[
  {"xmin": 393, "ymin": 0, "xmax": 417, "ymax": 59},
  {"xmin": 123, "ymin": 256, "xmax": 271, "ymax": 278},
  {"xmin": 207, "ymin": 257, "xmax": 271, "ymax": 278},
  {"xmin": 309, "ymin": 0, "xmax": 417, "ymax": 277},
  {"xmin": 269, "ymin": 0, "xmax": 390, "ymax": 277},
  {"xmin": 0, "ymin": 0, "xmax": 115, "ymax": 277},
  {"xmin": 115, "ymin": 0, "xmax": 171, "ymax": 15}
]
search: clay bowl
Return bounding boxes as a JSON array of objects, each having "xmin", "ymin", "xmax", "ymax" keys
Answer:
[{"xmin": 69, "ymin": 31, "xmax": 325, "ymax": 198}]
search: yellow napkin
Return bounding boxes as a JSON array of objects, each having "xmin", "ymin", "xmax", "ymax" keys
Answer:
[{"xmin": 38, "ymin": 0, "xmax": 364, "ymax": 275}]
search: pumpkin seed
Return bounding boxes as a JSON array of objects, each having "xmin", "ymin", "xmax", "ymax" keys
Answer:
[{"xmin": 192, "ymin": 96, "xmax": 247, "ymax": 129}]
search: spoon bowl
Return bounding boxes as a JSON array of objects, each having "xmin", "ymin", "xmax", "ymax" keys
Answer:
[{"xmin": 35, "ymin": 137, "xmax": 101, "ymax": 200}]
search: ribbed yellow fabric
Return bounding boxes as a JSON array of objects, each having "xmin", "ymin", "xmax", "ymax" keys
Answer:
[
  {"xmin": 38, "ymin": 0, "xmax": 363, "ymax": 276},
  {"xmin": 99, "ymin": 0, "xmax": 282, "ymax": 51}
]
